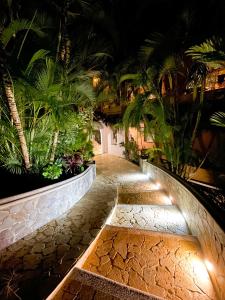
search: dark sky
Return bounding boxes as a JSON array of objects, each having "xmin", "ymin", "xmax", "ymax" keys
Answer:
[
  {"xmin": 3, "ymin": 0, "xmax": 225, "ymax": 65},
  {"xmin": 89, "ymin": 0, "xmax": 225, "ymax": 63}
]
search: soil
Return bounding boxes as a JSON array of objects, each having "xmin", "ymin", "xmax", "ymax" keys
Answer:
[{"xmin": 0, "ymin": 166, "xmax": 88, "ymax": 199}]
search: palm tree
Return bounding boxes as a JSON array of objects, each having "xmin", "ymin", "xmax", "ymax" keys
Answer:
[
  {"xmin": 0, "ymin": 2, "xmax": 45, "ymax": 170},
  {"xmin": 186, "ymin": 38, "xmax": 225, "ymax": 68},
  {"xmin": 210, "ymin": 112, "xmax": 225, "ymax": 127},
  {"xmin": 25, "ymin": 55, "xmax": 95, "ymax": 163}
]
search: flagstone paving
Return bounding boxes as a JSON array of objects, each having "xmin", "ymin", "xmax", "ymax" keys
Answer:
[
  {"xmin": 46, "ymin": 156, "xmax": 218, "ymax": 300},
  {"xmin": 0, "ymin": 155, "xmax": 151, "ymax": 299},
  {"xmin": 0, "ymin": 155, "xmax": 218, "ymax": 299},
  {"xmin": 108, "ymin": 204, "xmax": 190, "ymax": 235},
  {"xmin": 82, "ymin": 226, "xmax": 216, "ymax": 300}
]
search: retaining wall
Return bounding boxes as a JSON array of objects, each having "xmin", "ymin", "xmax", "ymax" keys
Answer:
[
  {"xmin": 140, "ymin": 160, "xmax": 225, "ymax": 299},
  {"xmin": 0, "ymin": 165, "xmax": 96, "ymax": 251}
]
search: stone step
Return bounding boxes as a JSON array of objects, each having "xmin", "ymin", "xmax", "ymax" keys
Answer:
[
  {"xmin": 118, "ymin": 180, "xmax": 159, "ymax": 194},
  {"xmin": 48, "ymin": 268, "xmax": 159, "ymax": 300},
  {"xmin": 107, "ymin": 204, "xmax": 190, "ymax": 235},
  {"xmin": 48, "ymin": 277, "xmax": 121, "ymax": 300},
  {"xmin": 80, "ymin": 226, "xmax": 217, "ymax": 300},
  {"xmin": 117, "ymin": 190, "xmax": 171, "ymax": 205}
]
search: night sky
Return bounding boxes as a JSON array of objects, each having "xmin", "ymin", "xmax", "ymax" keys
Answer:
[{"xmin": 2, "ymin": 0, "xmax": 225, "ymax": 66}]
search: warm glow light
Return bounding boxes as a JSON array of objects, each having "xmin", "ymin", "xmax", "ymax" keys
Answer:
[
  {"xmin": 155, "ymin": 207, "xmax": 187, "ymax": 223},
  {"xmin": 169, "ymin": 195, "xmax": 173, "ymax": 201},
  {"xmin": 117, "ymin": 173, "xmax": 149, "ymax": 183},
  {"xmin": 109, "ymin": 204, "xmax": 189, "ymax": 233},
  {"xmin": 205, "ymin": 260, "xmax": 214, "ymax": 272},
  {"xmin": 192, "ymin": 258, "xmax": 211, "ymax": 281},
  {"xmin": 93, "ymin": 76, "xmax": 100, "ymax": 87},
  {"xmin": 163, "ymin": 195, "xmax": 172, "ymax": 204},
  {"xmin": 182, "ymin": 212, "xmax": 187, "ymax": 220},
  {"xmin": 106, "ymin": 205, "xmax": 117, "ymax": 224},
  {"xmin": 156, "ymin": 182, "xmax": 161, "ymax": 189}
]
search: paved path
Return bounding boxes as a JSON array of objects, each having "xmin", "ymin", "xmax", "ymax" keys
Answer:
[
  {"xmin": 0, "ymin": 155, "xmax": 217, "ymax": 300},
  {"xmin": 47, "ymin": 157, "xmax": 217, "ymax": 300},
  {"xmin": 0, "ymin": 155, "xmax": 150, "ymax": 299},
  {"xmin": 108, "ymin": 204, "xmax": 190, "ymax": 235}
]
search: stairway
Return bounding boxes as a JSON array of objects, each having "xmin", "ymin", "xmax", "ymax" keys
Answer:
[{"xmin": 48, "ymin": 179, "xmax": 217, "ymax": 300}]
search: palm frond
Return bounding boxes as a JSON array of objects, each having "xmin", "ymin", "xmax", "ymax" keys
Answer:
[
  {"xmin": 139, "ymin": 33, "xmax": 164, "ymax": 63},
  {"xmin": 25, "ymin": 49, "xmax": 50, "ymax": 75},
  {"xmin": 158, "ymin": 55, "xmax": 177, "ymax": 84},
  {"xmin": 186, "ymin": 38, "xmax": 225, "ymax": 67},
  {"xmin": 210, "ymin": 112, "xmax": 225, "ymax": 127},
  {"xmin": 3, "ymin": 157, "xmax": 24, "ymax": 174},
  {"xmin": 72, "ymin": 82, "xmax": 96, "ymax": 105},
  {"xmin": 119, "ymin": 73, "xmax": 141, "ymax": 85},
  {"xmin": 1, "ymin": 19, "xmax": 45, "ymax": 47}
]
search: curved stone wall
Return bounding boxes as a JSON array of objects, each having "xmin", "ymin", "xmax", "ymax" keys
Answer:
[
  {"xmin": 140, "ymin": 160, "xmax": 225, "ymax": 300},
  {"xmin": 0, "ymin": 165, "xmax": 96, "ymax": 251}
]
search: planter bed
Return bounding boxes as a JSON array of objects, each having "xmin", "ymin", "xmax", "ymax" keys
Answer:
[{"xmin": 0, "ymin": 164, "xmax": 96, "ymax": 251}]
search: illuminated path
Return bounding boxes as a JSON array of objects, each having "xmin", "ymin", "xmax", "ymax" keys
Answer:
[{"xmin": 47, "ymin": 155, "xmax": 217, "ymax": 300}]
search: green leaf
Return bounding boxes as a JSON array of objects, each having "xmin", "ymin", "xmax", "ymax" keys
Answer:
[
  {"xmin": 1, "ymin": 19, "xmax": 45, "ymax": 47},
  {"xmin": 210, "ymin": 112, "xmax": 225, "ymax": 127},
  {"xmin": 119, "ymin": 73, "xmax": 141, "ymax": 84},
  {"xmin": 25, "ymin": 49, "xmax": 49, "ymax": 75}
]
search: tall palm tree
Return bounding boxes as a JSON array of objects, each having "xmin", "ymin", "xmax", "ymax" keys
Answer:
[
  {"xmin": 0, "ymin": 15, "xmax": 44, "ymax": 170},
  {"xmin": 0, "ymin": 44, "xmax": 31, "ymax": 170}
]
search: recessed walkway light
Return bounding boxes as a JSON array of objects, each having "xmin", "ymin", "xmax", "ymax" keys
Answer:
[
  {"xmin": 169, "ymin": 195, "xmax": 173, "ymax": 201},
  {"xmin": 156, "ymin": 182, "xmax": 161, "ymax": 189},
  {"xmin": 205, "ymin": 260, "xmax": 214, "ymax": 272},
  {"xmin": 192, "ymin": 257, "xmax": 211, "ymax": 281}
]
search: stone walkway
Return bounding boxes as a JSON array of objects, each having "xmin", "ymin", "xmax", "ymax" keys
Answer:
[
  {"xmin": 0, "ymin": 155, "xmax": 218, "ymax": 300},
  {"xmin": 108, "ymin": 204, "xmax": 190, "ymax": 235},
  {"xmin": 47, "ymin": 156, "xmax": 217, "ymax": 300},
  {"xmin": 0, "ymin": 155, "xmax": 150, "ymax": 299},
  {"xmin": 82, "ymin": 226, "xmax": 216, "ymax": 300}
]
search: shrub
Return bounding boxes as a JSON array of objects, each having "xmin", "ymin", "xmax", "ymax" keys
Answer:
[{"xmin": 42, "ymin": 161, "xmax": 63, "ymax": 180}]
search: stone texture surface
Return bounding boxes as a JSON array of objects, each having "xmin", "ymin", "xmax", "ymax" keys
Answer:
[
  {"xmin": 0, "ymin": 166, "xmax": 96, "ymax": 251},
  {"xmin": 48, "ymin": 267, "xmax": 161, "ymax": 300},
  {"xmin": 109, "ymin": 204, "xmax": 190, "ymax": 235},
  {"xmin": 0, "ymin": 156, "xmax": 223, "ymax": 300},
  {"xmin": 118, "ymin": 191, "xmax": 171, "ymax": 205},
  {"xmin": 50, "ymin": 278, "xmax": 121, "ymax": 300},
  {"xmin": 141, "ymin": 160, "xmax": 225, "ymax": 300},
  {"xmin": 82, "ymin": 226, "xmax": 217, "ymax": 300},
  {"xmin": 0, "ymin": 155, "xmax": 151, "ymax": 299}
]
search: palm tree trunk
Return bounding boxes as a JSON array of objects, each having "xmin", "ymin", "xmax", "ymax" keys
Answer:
[
  {"xmin": 50, "ymin": 130, "xmax": 59, "ymax": 163},
  {"xmin": 56, "ymin": 2, "xmax": 71, "ymax": 66},
  {"xmin": 0, "ymin": 65, "xmax": 31, "ymax": 170}
]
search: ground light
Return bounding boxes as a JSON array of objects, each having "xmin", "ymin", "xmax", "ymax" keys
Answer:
[
  {"xmin": 204, "ymin": 260, "xmax": 214, "ymax": 272},
  {"xmin": 156, "ymin": 182, "xmax": 161, "ymax": 189},
  {"xmin": 169, "ymin": 195, "xmax": 173, "ymax": 201},
  {"xmin": 191, "ymin": 257, "xmax": 212, "ymax": 283}
]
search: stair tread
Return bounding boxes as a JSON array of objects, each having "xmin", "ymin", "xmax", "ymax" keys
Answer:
[
  {"xmin": 108, "ymin": 204, "xmax": 190, "ymax": 235},
  {"xmin": 81, "ymin": 226, "xmax": 216, "ymax": 300},
  {"xmin": 118, "ymin": 181, "xmax": 158, "ymax": 193},
  {"xmin": 118, "ymin": 190, "xmax": 171, "ymax": 205}
]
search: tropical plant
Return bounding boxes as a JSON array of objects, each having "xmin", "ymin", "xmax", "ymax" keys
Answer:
[
  {"xmin": 121, "ymin": 34, "xmax": 208, "ymax": 178},
  {"xmin": 0, "ymin": 9, "xmax": 45, "ymax": 171},
  {"xmin": 122, "ymin": 140, "xmax": 139, "ymax": 163},
  {"xmin": 186, "ymin": 38, "xmax": 225, "ymax": 68},
  {"xmin": 210, "ymin": 112, "xmax": 225, "ymax": 127},
  {"xmin": 63, "ymin": 152, "xmax": 84, "ymax": 175},
  {"xmin": 42, "ymin": 160, "xmax": 63, "ymax": 180}
]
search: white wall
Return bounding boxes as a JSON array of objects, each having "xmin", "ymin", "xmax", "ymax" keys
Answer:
[{"xmin": 100, "ymin": 124, "xmax": 125, "ymax": 158}]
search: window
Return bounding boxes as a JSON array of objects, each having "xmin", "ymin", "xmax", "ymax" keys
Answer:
[{"xmin": 218, "ymin": 74, "xmax": 225, "ymax": 84}]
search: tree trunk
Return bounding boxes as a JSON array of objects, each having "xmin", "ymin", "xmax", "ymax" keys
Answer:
[
  {"xmin": 0, "ymin": 63, "xmax": 31, "ymax": 170},
  {"xmin": 56, "ymin": 2, "xmax": 71, "ymax": 66},
  {"xmin": 50, "ymin": 130, "xmax": 59, "ymax": 162}
]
